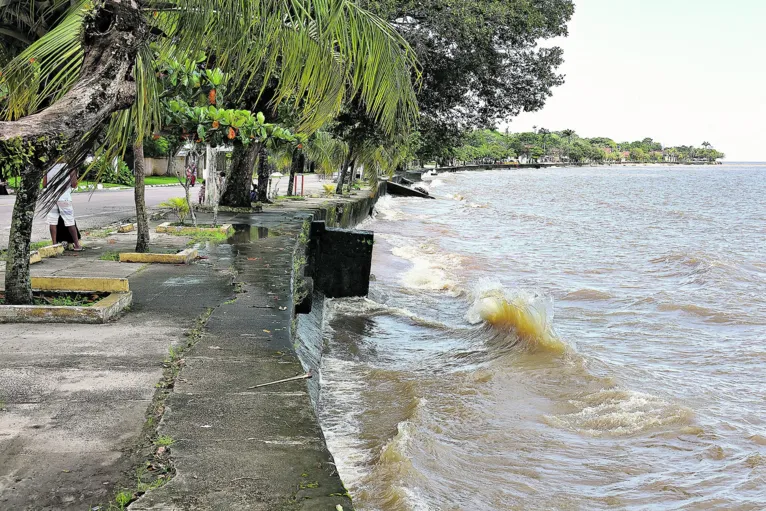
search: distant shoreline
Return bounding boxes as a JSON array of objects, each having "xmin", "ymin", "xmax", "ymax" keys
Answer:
[{"xmin": 406, "ymin": 161, "xmax": 724, "ymax": 176}]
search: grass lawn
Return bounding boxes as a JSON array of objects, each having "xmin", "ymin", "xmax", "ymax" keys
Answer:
[
  {"xmin": 5, "ymin": 177, "xmax": 124, "ymax": 189},
  {"xmin": 145, "ymin": 176, "xmax": 182, "ymax": 186},
  {"xmin": 76, "ymin": 181, "xmax": 125, "ymax": 189}
]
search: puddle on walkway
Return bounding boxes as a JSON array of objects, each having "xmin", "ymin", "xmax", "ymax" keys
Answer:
[
  {"xmin": 227, "ymin": 225, "xmax": 283, "ymax": 244},
  {"xmin": 163, "ymin": 276, "xmax": 205, "ymax": 287}
]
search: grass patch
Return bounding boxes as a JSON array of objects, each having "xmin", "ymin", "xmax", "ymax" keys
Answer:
[
  {"xmin": 145, "ymin": 176, "xmax": 182, "ymax": 186},
  {"xmin": 0, "ymin": 291, "xmax": 105, "ymax": 307},
  {"xmin": 154, "ymin": 435, "xmax": 175, "ymax": 447},
  {"xmin": 30, "ymin": 240, "xmax": 52, "ymax": 250},
  {"xmin": 182, "ymin": 229, "xmax": 230, "ymax": 246},
  {"xmin": 86, "ymin": 227, "xmax": 116, "ymax": 238},
  {"xmin": 99, "ymin": 251, "xmax": 121, "ymax": 261}
]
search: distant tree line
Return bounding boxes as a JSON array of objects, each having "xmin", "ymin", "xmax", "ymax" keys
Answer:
[{"xmin": 447, "ymin": 128, "xmax": 724, "ymax": 165}]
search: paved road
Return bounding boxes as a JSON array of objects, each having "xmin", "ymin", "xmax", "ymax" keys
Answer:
[{"xmin": 0, "ymin": 186, "xmax": 187, "ymax": 249}]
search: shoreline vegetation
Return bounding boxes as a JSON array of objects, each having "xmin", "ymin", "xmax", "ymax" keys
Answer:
[{"xmin": 438, "ymin": 128, "xmax": 725, "ymax": 167}]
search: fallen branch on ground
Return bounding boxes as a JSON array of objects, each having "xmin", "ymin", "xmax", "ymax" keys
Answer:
[{"xmin": 247, "ymin": 371, "xmax": 312, "ymax": 389}]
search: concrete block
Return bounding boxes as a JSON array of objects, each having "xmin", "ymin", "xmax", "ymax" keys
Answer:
[
  {"xmin": 0, "ymin": 291, "xmax": 132, "ymax": 323},
  {"xmin": 37, "ymin": 243, "xmax": 65, "ymax": 258},
  {"xmin": 118, "ymin": 248, "xmax": 197, "ymax": 264},
  {"xmin": 31, "ymin": 276, "xmax": 130, "ymax": 293},
  {"xmin": 117, "ymin": 223, "xmax": 136, "ymax": 233},
  {"xmin": 29, "ymin": 251, "xmax": 42, "ymax": 265},
  {"xmin": 309, "ymin": 221, "xmax": 373, "ymax": 298},
  {"xmin": 156, "ymin": 222, "xmax": 233, "ymax": 234}
]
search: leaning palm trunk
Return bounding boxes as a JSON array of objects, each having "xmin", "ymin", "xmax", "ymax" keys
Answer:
[
  {"xmin": 0, "ymin": 0, "xmax": 145, "ymax": 304},
  {"xmin": 4, "ymin": 172, "xmax": 43, "ymax": 304},
  {"xmin": 336, "ymin": 158, "xmax": 351, "ymax": 194},
  {"xmin": 133, "ymin": 141, "xmax": 150, "ymax": 252}
]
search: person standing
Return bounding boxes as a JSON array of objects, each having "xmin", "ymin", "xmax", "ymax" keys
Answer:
[{"xmin": 43, "ymin": 163, "xmax": 82, "ymax": 251}]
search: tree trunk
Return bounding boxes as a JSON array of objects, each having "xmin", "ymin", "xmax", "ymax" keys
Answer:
[
  {"xmin": 335, "ymin": 158, "xmax": 351, "ymax": 195},
  {"xmin": 204, "ymin": 145, "xmax": 216, "ymax": 206},
  {"xmin": 4, "ymin": 169, "xmax": 44, "ymax": 304},
  {"xmin": 133, "ymin": 141, "xmax": 150, "ymax": 252},
  {"xmin": 0, "ymin": 1, "xmax": 146, "ymax": 303},
  {"xmin": 346, "ymin": 158, "xmax": 357, "ymax": 188},
  {"xmin": 286, "ymin": 148, "xmax": 303, "ymax": 196},
  {"xmin": 256, "ymin": 145, "xmax": 269, "ymax": 203},
  {"xmin": 220, "ymin": 142, "xmax": 258, "ymax": 207}
]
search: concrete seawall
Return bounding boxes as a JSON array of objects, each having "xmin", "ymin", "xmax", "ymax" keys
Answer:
[{"xmin": 132, "ymin": 186, "xmax": 387, "ymax": 510}]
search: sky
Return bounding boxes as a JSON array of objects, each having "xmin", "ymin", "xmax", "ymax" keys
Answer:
[{"xmin": 501, "ymin": 0, "xmax": 766, "ymax": 161}]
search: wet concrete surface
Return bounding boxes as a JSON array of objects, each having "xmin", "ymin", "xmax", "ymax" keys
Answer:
[
  {"xmin": 133, "ymin": 212, "xmax": 351, "ymax": 511},
  {"xmin": 1, "ymin": 191, "xmax": 378, "ymax": 510}
]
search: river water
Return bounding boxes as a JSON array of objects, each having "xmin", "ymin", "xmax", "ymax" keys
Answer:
[{"xmin": 315, "ymin": 164, "xmax": 766, "ymax": 510}]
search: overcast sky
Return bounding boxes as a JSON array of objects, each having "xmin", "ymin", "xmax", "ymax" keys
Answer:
[{"xmin": 502, "ymin": 0, "xmax": 766, "ymax": 161}]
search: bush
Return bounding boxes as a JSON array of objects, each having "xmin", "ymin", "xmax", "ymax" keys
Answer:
[
  {"xmin": 92, "ymin": 156, "xmax": 135, "ymax": 186},
  {"xmin": 144, "ymin": 136, "xmax": 171, "ymax": 158},
  {"xmin": 160, "ymin": 197, "xmax": 190, "ymax": 224}
]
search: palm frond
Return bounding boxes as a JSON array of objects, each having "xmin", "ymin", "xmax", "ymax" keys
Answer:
[{"xmin": 0, "ymin": 0, "xmax": 86, "ymax": 119}]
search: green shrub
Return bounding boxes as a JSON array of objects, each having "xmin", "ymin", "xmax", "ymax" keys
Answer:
[
  {"xmin": 92, "ymin": 156, "xmax": 135, "ymax": 186},
  {"xmin": 161, "ymin": 197, "xmax": 190, "ymax": 224},
  {"xmin": 144, "ymin": 136, "xmax": 171, "ymax": 158}
]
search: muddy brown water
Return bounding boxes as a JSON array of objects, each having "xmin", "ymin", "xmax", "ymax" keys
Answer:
[{"xmin": 315, "ymin": 164, "xmax": 766, "ymax": 510}]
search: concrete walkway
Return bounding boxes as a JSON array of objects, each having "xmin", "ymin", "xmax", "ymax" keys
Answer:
[
  {"xmin": 0, "ymin": 254, "xmax": 233, "ymax": 509},
  {"xmin": 0, "ymin": 192, "xmax": 373, "ymax": 510}
]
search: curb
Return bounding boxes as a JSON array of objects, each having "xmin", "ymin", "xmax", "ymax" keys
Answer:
[
  {"xmin": 0, "ymin": 291, "xmax": 132, "ymax": 324},
  {"xmin": 119, "ymin": 248, "xmax": 198, "ymax": 264},
  {"xmin": 37, "ymin": 243, "xmax": 65, "ymax": 258},
  {"xmin": 30, "ymin": 276, "xmax": 130, "ymax": 293},
  {"xmin": 155, "ymin": 222, "xmax": 233, "ymax": 234}
]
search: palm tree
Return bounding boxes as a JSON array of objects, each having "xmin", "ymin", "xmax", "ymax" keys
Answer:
[
  {"xmin": 701, "ymin": 141, "xmax": 711, "ymax": 149},
  {"xmin": 538, "ymin": 127, "xmax": 550, "ymax": 155},
  {"xmin": 0, "ymin": 0, "xmax": 420, "ymax": 304},
  {"xmin": 562, "ymin": 129, "xmax": 576, "ymax": 144}
]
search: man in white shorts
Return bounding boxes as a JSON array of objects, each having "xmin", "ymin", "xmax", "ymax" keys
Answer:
[{"xmin": 44, "ymin": 163, "xmax": 82, "ymax": 251}]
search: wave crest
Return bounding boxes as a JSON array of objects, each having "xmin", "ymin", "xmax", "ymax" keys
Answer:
[{"xmin": 467, "ymin": 286, "xmax": 567, "ymax": 354}]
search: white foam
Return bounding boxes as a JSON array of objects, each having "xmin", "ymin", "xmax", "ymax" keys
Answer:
[
  {"xmin": 374, "ymin": 195, "xmax": 406, "ymax": 221},
  {"xmin": 391, "ymin": 243, "xmax": 463, "ymax": 294},
  {"xmin": 544, "ymin": 388, "xmax": 693, "ymax": 436}
]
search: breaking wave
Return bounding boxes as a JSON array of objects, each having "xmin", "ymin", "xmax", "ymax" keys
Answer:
[{"xmin": 467, "ymin": 284, "xmax": 568, "ymax": 354}]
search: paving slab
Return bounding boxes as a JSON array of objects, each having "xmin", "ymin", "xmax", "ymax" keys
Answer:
[{"xmin": 0, "ymin": 251, "xmax": 234, "ymax": 509}]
